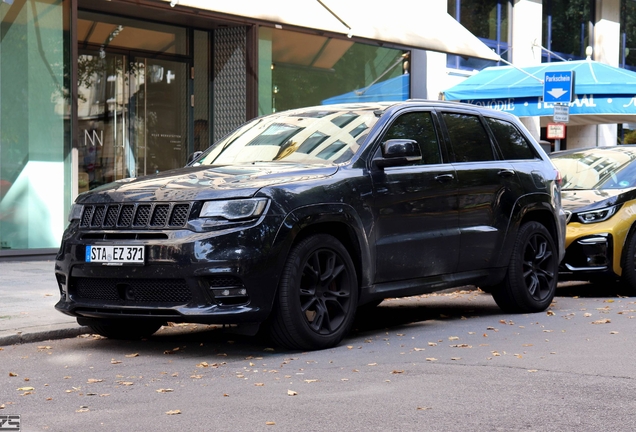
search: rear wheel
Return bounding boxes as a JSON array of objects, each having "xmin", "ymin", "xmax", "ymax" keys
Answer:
[
  {"xmin": 79, "ymin": 318, "xmax": 163, "ymax": 340},
  {"xmin": 268, "ymin": 234, "xmax": 358, "ymax": 350},
  {"xmin": 491, "ymin": 221, "xmax": 558, "ymax": 313}
]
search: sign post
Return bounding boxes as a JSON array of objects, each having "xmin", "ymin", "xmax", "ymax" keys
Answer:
[{"xmin": 547, "ymin": 123, "xmax": 566, "ymax": 152}]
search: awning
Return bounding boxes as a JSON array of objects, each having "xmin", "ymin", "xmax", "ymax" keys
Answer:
[
  {"xmin": 164, "ymin": 0, "xmax": 500, "ymax": 61},
  {"xmin": 442, "ymin": 59, "xmax": 636, "ymax": 126}
]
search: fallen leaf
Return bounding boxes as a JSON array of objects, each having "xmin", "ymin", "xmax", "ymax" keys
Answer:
[
  {"xmin": 23, "ymin": 378, "xmax": 29, "ymax": 382},
  {"xmin": 165, "ymin": 410, "xmax": 181, "ymax": 415},
  {"xmin": 391, "ymin": 370, "xmax": 404, "ymax": 374},
  {"xmin": 9, "ymin": 372, "xmax": 17, "ymax": 377},
  {"xmin": 367, "ymin": 363, "xmax": 377, "ymax": 366},
  {"xmin": 610, "ymin": 331, "xmax": 619, "ymax": 334},
  {"xmin": 450, "ymin": 344, "xmax": 472, "ymax": 348},
  {"xmin": 17, "ymin": 387, "xmax": 34, "ymax": 391},
  {"xmin": 266, "ymin": 421, "xmax": 276, "ymax": 425},
  {"xmin": 414, "ymin": 348, "xmax": 425, "ymax": 351},
  {"xmin": 592, "ymin": 319, "xmax": 611, "ymax": 324},
  {"xmin": 255, "ymin": 383, "xmax": 265, "ymax": 386},
  {"xmin": 191, "ymin": 375, "xmax": 203, "ymax": 379},
  {"xmin": 347, "ymin": 346, "xmax": 353, "ymax": 349},
  {"xmin": 546, "ymin": 310, "xmax": 555, "ymax": 316},
  {"xmin": 605, "ymin": 299, "xmax": 615, "ymax": 303},
  {"xmin": 425, "ymin": 358, "xmax": 437, "ymax": 362},
  {"xmin": 427, "ymin": 342, "xmax": 437, "ymax": 347},
  {"xmin": 448, "ymin": 336, "xmax": 459, "ymax": 341},
  {"xmin": 287, "ymin": 390, "xmax": 298, "ymax": 396},
  {"xmin": 87, "ymin": 379, "xmax": 103, "ymax": 384},
  {"xmin": 197, "ymin": 362, "xmax": 209, "ymax": 368},
  {"xmin": 111, "ymin": 359, "xmax": 122, "ymax": 364},
  {"xmin": 304, "ymin": 379, "xmax": 318, "ymax": 383},
  {"xmin": 417, "ymin": 406, "xmax": 432, "ymax": 410},
  {"xmin": 223, "ymin": 394, "xmax": 229, "ymax": 397},
  {"xmin": 527, "ymin": 369, "xmax": 538, "ymax": 373},
  {"xmin": 76, "ymin": 408, "xmax": 89, "ymax": 413},
  {"xmin": 450, "ymin": 357, "xmax": 461, "ymax": 361},
  {"xmin": 125, "ymin": 353, "xmax": 139, "ymax": 358},
  {"xmin": 491, "ymin": 351, "xmax": 501, "ymax": 357},
  {"xmin": 37, "ymin": 346, "xmax": 52, "ymax": 350},
  {"xmin": 119, "ymin": 382, "xmax": 134, "ymax": 386},
  {"xmin": 156, "ymin": 388, "xmax": 174, "ymax": 393}
]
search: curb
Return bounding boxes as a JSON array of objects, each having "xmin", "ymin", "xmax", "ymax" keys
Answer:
[{"xmin": 0, "ymin": 325, "xmax": 92, "ymax": 347}]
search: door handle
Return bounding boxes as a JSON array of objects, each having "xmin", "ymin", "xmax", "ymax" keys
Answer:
[
  {"xmin": 434, "ymin": 173, "xmax": 454, "ymax": 182},
  {"xmin": 498, "ymin": 169, "xmax": 515, "ymax": 177}
]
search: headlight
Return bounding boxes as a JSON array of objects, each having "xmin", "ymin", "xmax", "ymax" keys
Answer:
[
  {"xmin": 576, "ymin": 205, "xmax": 618, "ymax": 224},
  {"xmin": 200, "ymin": 198, "xmax": 268, "ymax": 220},
  {"xmin": 68, "ymin": 204, "xmax": 84, "ymax": 222}
]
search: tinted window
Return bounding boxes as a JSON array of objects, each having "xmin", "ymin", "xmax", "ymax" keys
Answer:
[
  {"xmin": 486, "ymin": 118, "xmax": 537, "ymax": 160},
  {"xmin": 442, "ymin": 113, "xmax": 494, "ymax": 162},
  {"xmin": 383, "ymin": 112, "xmax": 441, "ymax": 164}
]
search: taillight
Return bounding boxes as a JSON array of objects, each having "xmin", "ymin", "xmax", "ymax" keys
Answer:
[{"xmin": 555, "ymin": 169, "xmax": 563, "ymax": 187}]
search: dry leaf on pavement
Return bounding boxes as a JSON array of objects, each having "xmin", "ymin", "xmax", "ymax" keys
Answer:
[
  {"xmin": 125, "ymin": 353, "xmax": 139, "ymax": 358},
  {"xmin": 156, "ymin": 389, "xmax": 174, "ymax": 393},
  {"xmin": 287, "ymin": 390, "xmax": 298, "ymax": 396},
  {"xmin": 165, "ymin": 410, "xmax": 181, "ymax": 415},
  {"xmin": 591, "ymin": 319, "xmax": 611, "ymax": 324}
]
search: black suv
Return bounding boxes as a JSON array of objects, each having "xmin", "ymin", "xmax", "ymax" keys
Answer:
[{"xmin": 55, "ymin": 101, "xmax": 566, "ymax": 350}]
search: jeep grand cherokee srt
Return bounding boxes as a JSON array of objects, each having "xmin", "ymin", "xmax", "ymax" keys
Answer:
[{"xmin": 55, "ymin": 101, "xmax": 566, "ymax": 350}]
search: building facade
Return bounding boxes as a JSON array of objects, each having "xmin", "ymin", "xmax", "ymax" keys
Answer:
[{"xmin": 1, "ymin": 0, "xmax": 634, "ymax": 258}]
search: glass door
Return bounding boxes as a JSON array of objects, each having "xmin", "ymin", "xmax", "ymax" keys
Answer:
[
  {"xmin": 76, "ymin": 52, "xmax": 188, "ymax": 192},
  {"xmin": 130, "ymin": 57, "xmax": 188, "ymax": 176}
]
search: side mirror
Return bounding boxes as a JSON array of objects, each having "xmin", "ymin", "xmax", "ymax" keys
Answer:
[
  {"xmin": 373, "ymin": 139, "xmax": 422, "ymax": 169},
  {"xmin": 186, "ymin": 150, "xmax": 203, "ymax": 166}
]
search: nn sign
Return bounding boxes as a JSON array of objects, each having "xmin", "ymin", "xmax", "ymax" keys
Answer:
[{"xmin": 543, "ymin": 71, "xmax": 575, "ymax": 103}]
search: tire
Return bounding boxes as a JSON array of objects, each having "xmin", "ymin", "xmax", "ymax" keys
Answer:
[
  {"xmin": 620, "ymin": 229, "xmax": 636, "ymax": 295},
  {"xmin": 491, "ymin": 221, "xmax": 558, "ymax": 313},
  {"xmin": 268, "ymin": 234, "xmax": 358, "ymax": 350},
  {"xmin": 82, "ymin": 319, "xmax": 163, "ymax": 340}
]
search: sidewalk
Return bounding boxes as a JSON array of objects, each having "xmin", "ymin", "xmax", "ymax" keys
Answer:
[{"xmin": 0, "ymin": 260, "xmax": 90, "ymax": 346}]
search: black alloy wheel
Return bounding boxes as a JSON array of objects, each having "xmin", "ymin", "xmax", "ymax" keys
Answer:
[
  {"xmin": 268, "ymin": 234, "xmax": 358, "ymax": 350},
  {"xmin": 492, "ymin": 221, "xmax": 558, "ymax": 313}
]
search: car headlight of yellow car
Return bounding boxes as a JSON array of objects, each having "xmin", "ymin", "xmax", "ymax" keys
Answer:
[{"xmin": 576, "ymin": 204, "xmax": 619, "ymax": 224}]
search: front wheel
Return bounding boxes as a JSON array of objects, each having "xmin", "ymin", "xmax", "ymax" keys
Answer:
[
  {"xmin": 268, "ymin": 234, "xmax": 358, "ymax": 350},
  {"xmin": 620, "ymin": 228, "xmax": 636, "ymax": 295},
  {"xmin": 491, "ymin": 221, "xmax": 558, "ymax": 313}
]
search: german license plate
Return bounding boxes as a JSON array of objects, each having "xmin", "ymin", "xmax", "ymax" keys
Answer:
[{"xmin": 85, "ymin": 245, "xmax": 145, "ymax": 265}]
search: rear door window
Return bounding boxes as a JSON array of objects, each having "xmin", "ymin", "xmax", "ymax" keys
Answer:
[
  {"xmin": 440, "ymin": 113, "xmax": 495, "ymax": 162},
  {"xmin": 486, "ymin": 117, "xmax": 538, "ymax": 160}
]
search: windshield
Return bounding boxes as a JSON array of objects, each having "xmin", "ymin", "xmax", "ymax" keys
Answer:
[
  {"xmin": 193, "ymin": 106, "xmax": 385, "ymax": 166},
  {"xmin": 551, "ymin": 147, "xmax": 636, "ymax": 190}
]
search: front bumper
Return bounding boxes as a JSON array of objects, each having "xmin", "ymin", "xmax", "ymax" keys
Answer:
[
  {"xmin": 54, "ymin": 218, "xmax": 285, "ymax": 325},
  {"xmin": 559, "ymin": 233, "xmax": 615, "ymax": 279}
]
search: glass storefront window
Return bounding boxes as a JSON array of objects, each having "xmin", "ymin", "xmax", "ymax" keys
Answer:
[
  {"xmin": 76, "ymin": 11, "xmax": 189, "ymax": 193},
  {"xmin": 1, "ymin": 0, "xmax": 71, "ymax": 252},
  {"xmin": 447, "ymin": 0, "xmax": 510, "ymax": 70},
  {"xmin": 621, "ymin": 0, "xmax": 636, "ymax": 70},
  {"xmin": 542, "ymin": 0, "xmax": 591, "ymax": 62},
  {"xmin": 258, "ymin": 27, "xmax": 409, "ymax": 114}
]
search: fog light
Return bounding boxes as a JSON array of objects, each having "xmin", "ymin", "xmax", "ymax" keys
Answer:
[{"xmin": 212, "ymin": 287, "xmax": 248, "ymax": 297}]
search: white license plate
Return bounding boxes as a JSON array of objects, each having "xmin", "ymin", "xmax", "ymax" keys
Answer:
[{"xmin": 85, "ymin": 245, "xmax": 145, "ymax": 265}]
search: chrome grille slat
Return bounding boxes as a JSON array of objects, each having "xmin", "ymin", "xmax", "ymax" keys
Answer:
[{"xmin": 79, "ymin": 203, "xmax": 191, "ymax": 229}]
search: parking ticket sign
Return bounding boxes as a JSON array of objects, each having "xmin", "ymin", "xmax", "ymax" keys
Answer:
[{"xmin": 544, "ymin": 71, "xmax": 575, "ymax": 103}]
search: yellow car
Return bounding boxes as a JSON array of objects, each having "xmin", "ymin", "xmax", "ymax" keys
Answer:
[{"xmin": 550, "ymin": 146, "xmax": 636, "ymax": 291}]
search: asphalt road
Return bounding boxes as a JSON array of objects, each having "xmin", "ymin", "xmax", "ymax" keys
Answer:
[{"xmin": 1, "ymin": 284, "xmax": 635, "ymax": 432}]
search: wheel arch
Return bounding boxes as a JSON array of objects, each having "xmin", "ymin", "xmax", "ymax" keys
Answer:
[{"xmin": 270, "ymin": 204, "xmax": 373, "ymax": 304}]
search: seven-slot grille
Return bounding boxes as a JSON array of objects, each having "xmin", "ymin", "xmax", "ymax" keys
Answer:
[{"xmin": 80, "ymin": 203, "xmax": 191, "ymax": 229}]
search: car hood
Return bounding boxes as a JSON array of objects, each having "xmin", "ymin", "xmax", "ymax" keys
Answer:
[
  {"xmin": 76, "ymin": 163, "xmax": 339, "ymax": 203},
  {"xmin": 561, "ymin": 188, "xmax": 636, "ymax": 212}
]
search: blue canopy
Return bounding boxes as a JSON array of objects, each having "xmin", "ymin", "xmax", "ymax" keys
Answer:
[
  {"xmin": 322, "ymin": 74, "xmax": 409, "ymax": 105},
  {"xmin": 442, "ymin": 60, "xmax": 636, "ymax": 126}
]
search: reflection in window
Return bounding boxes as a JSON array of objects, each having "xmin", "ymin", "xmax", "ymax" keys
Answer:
[
  {"xmin": 297, "ymin": 132, "xmax": 329, "ymax": 154},
  {"xmin": 331, "ymin": 113, "xmax": 359, "ymax": 128},
  {"xmin": 486, "ymin": 118, "xmax": 537, "ymax": 160},
  {"xmin": 442, "ymin": 113, "xmax": 494, "ymax": 162},
  {"xmin": 317, "ymin": 140, "xmax": 347, "ymax": 160},
  {"xmin": 246, "ymin": 124, "xmax": 302, "ymax": 146},
  {"xmin": 349, "ymin": 123, "xmax": 368, "ymax": 138}
]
